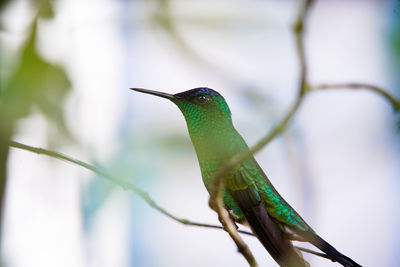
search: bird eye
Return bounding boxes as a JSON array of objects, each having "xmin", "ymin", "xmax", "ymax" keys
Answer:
[{"xmin": 193, "ymin": 95, "xmax": 210, "ymax": 105}]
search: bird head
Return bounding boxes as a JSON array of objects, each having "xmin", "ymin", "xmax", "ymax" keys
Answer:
[{"xmin": 130, "ymin": 87, "xmax": 233, "ymax": 136}]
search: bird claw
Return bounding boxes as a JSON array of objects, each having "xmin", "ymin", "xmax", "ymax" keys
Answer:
[{"xmin": 217, "ymin": 210, "xmax": 239, "ymax": 230}]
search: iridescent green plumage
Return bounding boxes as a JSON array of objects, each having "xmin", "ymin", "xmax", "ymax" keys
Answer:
[
  {"xmin": 173, "ymin": 88, "xmax": 309, "ymax": 231},
  {"xmin": 131, "ymin": 87, "xmax": 361, "ymax": 267}
]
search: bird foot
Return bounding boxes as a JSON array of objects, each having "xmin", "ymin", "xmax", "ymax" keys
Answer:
[{"xmin": 217, "ymin": 209, "xmax": 239, "ymax": 230}]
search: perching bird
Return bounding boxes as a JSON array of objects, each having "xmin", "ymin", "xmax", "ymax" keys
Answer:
[{"xmin": 131, "ymin": 87, "xmax": 361, "ymax": 267}]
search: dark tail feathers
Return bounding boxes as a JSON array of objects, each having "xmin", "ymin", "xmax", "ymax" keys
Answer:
[
  {"xmin": 301, "ymin": 230, "xmax": 362, "ymax": 267},
  {"xmin": 239, "ymin": 201, "xmax": 309, "ymax": 267}
]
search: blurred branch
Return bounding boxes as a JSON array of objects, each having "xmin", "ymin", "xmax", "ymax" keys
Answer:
[
  {"xmin": 293, "ymin": 0, "xmax": 314, "ymax": 96},
  {"xmin": 152, "ymin": 0, "xmax": 246, "ymax": 90},
  {"xmin": 9, "ymin": 140, "xmax": 330, "ymax": 261},
  {"xmin": 309, "ymin": 83, "xmax": 400, "ymax": 112},
  {"xmin": 8, "ymin": 141, "xmax": 238, "ymax": 232},
  {"xmin": 211, "ymin": 185, "xmax": 259, "ymax": 267},
  {"xmin": 208, "ymin": 1, "xmax": 314, "ymax": 267}
]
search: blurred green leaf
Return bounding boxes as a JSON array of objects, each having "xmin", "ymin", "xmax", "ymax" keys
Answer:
[
  {"xmin": 387, "ymin": 1, "xmax": 400, "ymax": 131},
  {"xmin": 0, "ymin": 0, "xmax": 10, "ymax": 12},
  {"xmin": 1, "ymin": 21, "xmax": 71, "ymax": 139},
  {"xmin": 0, "ymin": 0, "xmax": 64, "ymax": 239},
  {"xmin": 37, "ymin": 0, "xmax": 54, "ymax": 18}
]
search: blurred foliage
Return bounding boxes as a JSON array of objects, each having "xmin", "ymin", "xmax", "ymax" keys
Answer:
[
  {"xmin": 387, "ymin": 1, "xmax": 400, "ymax": 130},
  {"xmin": 0, "ymin": 2, "xmax": 71, "ymax": 143},
  {"xmin": 1, "ymin": 23, "xmax": 70, "ymax": 135},
  {"xmin": 388, "ymin": 3, "xmax": 400, "ymax": 78},
  {"xmin": 0, "ymin": 0, "xmax": 53, "ymax": 15},
  {"xmin": 0, "ymin": 0, "xmax": 71, "ymax": 237},
  {"xmin": 0, "ymin": 0, "xmax": 10, "ymax": 13}
]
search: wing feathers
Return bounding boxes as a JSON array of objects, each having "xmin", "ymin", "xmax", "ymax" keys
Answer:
[
  {"xmin": 229, "ymin": 171, "xmax": 309, "ymax": 267},
  {"xmin": 227, "ymin": 165, "xmax": 361, "ymax": 267}
]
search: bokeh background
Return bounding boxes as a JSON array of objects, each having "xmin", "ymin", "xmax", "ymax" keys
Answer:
[{"xmin": 1, "ymin": 0, "xmax": 400, "ymax": 266}]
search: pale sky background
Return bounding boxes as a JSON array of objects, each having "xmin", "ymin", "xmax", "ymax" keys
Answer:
[{"xmin": 2, "ymin": 0, "xmax": 400, "ymax": 267}]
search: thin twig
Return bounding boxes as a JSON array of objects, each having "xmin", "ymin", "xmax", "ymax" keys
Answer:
[
  {"xmin": 293, "ymin": 0, "xmax": 314, "ymax": 96},
  {"xmin": 209, "ymin": 0, "xmax": 314, "ymax": 198},
  {"xmin": 296, "ymin": 247, "xmax": 333, "ymax": 261},
  {"xmin": 207, "ymin": 1, "xmax": 314, "ymax": 266},
  {"xmin": 215, "ymin": 187, "xmax": 259, "ymax": 267},
  {"xmin": 9, "ymin": 140, "xmax": 329, "ymax": 260},
  {"xmin": 309, "ymin": 83, "xmax": 400, "ymax": 111},
  {"xmin": 7, "ymin": 141, "xmax": 246, "ymax": 233}
]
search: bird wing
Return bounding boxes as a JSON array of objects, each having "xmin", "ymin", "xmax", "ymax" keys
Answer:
[
  {"xmin": 242, "ymin": 160, "xmax": 310, "ymax": 232},
  {"xmin": 226, "ymin": 164, "xmax": 309, "ymax": 267},
  {"xmin": 240, "ymin": 161, "xmax": 362, "ymax": 267}
]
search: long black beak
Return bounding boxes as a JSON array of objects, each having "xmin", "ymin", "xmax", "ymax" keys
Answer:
[{"xmin": 130, "ymin": 88, "xmax": 175, "ymax": 100}]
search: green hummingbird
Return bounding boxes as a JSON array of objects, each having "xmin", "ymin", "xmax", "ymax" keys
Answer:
[{"xmin": 131, "ymin": 87, "xmax": 361, "ymax": 267}]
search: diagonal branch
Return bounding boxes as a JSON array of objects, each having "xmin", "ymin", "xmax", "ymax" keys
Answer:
[
  {"xmin": 207, "ymin": 1, "xmax": 315, "ymax": 266},
  {"xmin": 9, "ymin": 140, "xmax": 332, "ymax": 261},
  {"xmin": 5, "ymin": 141, "xmax": 280, "ymax": 263},
  {"xmin": 9, "ymin": 141, "xmax": 328, "ymax": 264},
  {"xmin": 8, "ymin": 141, "xmax": 245, "ymax": 234}
]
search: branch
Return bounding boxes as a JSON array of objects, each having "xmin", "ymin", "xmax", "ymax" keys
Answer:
[
  {"xmin": 293, "ymin": 0, "xmax": 314, "ymax": 96},
  {"xmin": 9, "ymin": 140, "xmax": 331, "ymax": 261},
  {"xmin": 209, "ymin": 0, "xmax": 314, "ymax": 197},
  {"xmin": 309, "ymin": 83, "xmax": 400, "ymax": 112},
  {"xmin": 207, "ymin": 1, "xmax": 314, "ymax": 266},
  {"xmin": 8, "ymin": 141, "xmax": 247, "ymax": 234},
  {"xmin": 296, "ymin": 247, "xmax": 332, "ymax": 261}
]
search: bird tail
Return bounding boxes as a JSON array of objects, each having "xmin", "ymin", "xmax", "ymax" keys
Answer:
[
  {"xmin": 239, "ymin": 200, "xmax": 309, "ymax": 267},
  {"xmin": 299, "ymin": 230, "xmax": 362, "ymax": 267}
]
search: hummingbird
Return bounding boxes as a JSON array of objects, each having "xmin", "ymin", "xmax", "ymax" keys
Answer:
[{"xmin": 131, "ymin": 87, "xmax": 361, "ymax": 267}]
